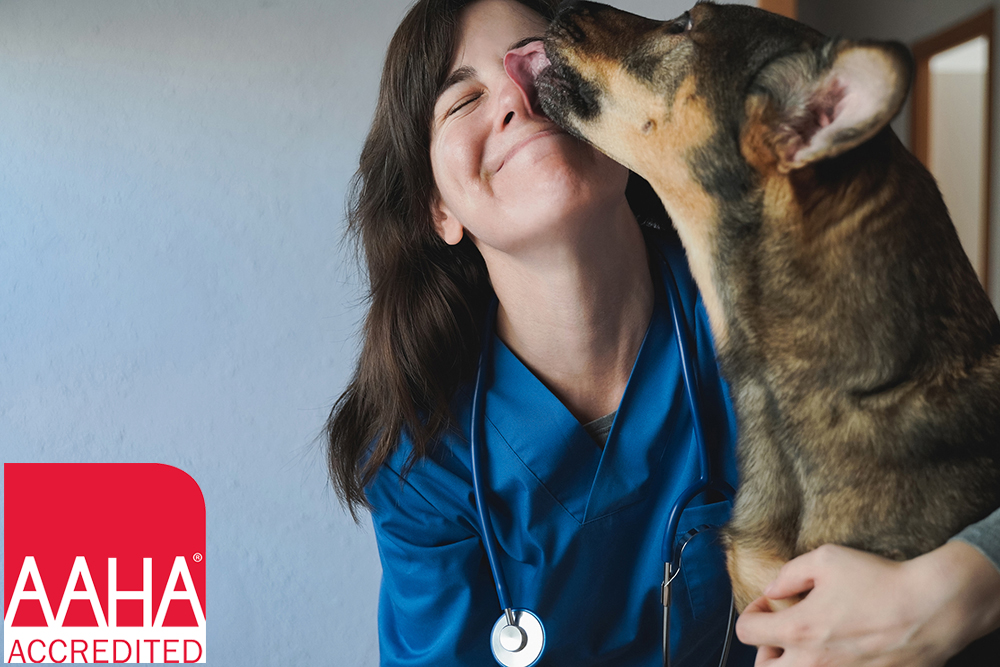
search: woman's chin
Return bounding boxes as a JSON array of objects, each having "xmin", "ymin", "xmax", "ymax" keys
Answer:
[{"xmin": 524, "ymin": 160, "xmax": 627, "ymax": 215}]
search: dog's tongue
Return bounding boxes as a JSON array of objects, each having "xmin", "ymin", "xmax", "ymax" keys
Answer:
[{"xmin": 504, "ymin": 40, "xmax": 551, "ymax": 115}]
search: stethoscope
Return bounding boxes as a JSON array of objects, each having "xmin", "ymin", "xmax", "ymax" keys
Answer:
[{"xmin": 470, "ymin": 247, "xmax": 737, "ymax": 667}]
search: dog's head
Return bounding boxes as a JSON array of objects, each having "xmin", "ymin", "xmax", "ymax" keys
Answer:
[{"xmin": 533, "ymin": 2, "xmax": 913, "ymax": 187}]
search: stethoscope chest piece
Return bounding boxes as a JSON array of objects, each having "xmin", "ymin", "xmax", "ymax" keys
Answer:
[{"xmin": 490, "ymin": 609, "xmax": 545, "ymax": 667}]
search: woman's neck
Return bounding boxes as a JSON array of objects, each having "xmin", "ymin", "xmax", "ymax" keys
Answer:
[{"xmin": 487, "ymin": 203, "xmax": 655, "ymax": 424}]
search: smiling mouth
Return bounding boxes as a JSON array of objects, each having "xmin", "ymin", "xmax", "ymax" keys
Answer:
[{"xmin": 497, "ymin": 128, "xmax": 565, "ymax": 172}]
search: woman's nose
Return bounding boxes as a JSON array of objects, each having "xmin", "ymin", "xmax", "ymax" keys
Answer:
[{"xmin": 503, "ymin": 40, "xmax": 551, "ymax": 117}]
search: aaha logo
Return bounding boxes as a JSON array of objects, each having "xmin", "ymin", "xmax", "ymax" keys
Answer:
[{"xmin": 4, "ymin": 464, "xmax": 206, "ymax": 664}]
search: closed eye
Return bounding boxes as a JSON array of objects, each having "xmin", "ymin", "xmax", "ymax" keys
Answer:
[{"xmin": 447, "ymin": 92, "xmax": 482, "ymax": 117}]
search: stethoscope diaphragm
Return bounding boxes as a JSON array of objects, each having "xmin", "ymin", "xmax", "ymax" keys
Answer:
[
  {"xmin": 490, "ymin": 609, "xmax": 545, "ymax": 667},
  {"xmin": 473, "ymin": 247, "xmax": 735, "ymax": 667}
]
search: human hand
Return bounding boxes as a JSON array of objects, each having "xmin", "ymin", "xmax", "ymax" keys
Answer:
[{"xmin": 735, "ymin": 542, "xmax": 1000, "ymax": 666}]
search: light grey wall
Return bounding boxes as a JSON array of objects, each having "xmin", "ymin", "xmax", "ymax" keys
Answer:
[
  {"xmin": 1, "ymin": 0, "xmax": 405, "ymax": 664},
  {"xmin": 799, "ymin": 0, "xmax": 1000, "ymax": 306},
  {"xmin": 0, "ymin": 0, "xmax": 747, "ymax": 664}
]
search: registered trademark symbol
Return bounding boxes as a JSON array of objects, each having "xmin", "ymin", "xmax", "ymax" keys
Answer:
[{"xmin": 193, "ymin": 552, "xmax": 203, "ymax": 563}]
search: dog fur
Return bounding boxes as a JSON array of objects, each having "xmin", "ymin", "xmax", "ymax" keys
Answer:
[{"xmin": 536, "ymin": 1, "xmax": 1000, "ymax": 654}]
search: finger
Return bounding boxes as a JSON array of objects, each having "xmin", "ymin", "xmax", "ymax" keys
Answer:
[
  {"xmin": 744, "ymin": 595, "xmax": 774, "ymax": 614},
  {"xmin": 764, "ymin": 551, "xmax": 822, "ymax": 600},
  {"xmin": 754, "ymin": 645, "xmax": 783, "ymax": 666},
  {"xmin": 736, "ymin": 597, "xmax": 785, "ymax": 647}
]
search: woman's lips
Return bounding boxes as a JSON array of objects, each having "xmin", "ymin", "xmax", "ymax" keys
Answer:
[{"xmin": 497, "ymin": 127, "xmax": 563, "ymax": 173}]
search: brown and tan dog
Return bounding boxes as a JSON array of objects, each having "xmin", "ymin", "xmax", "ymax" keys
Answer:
[{"xmin": 533, "ymin": 0, "xmax": 1000, "ymax": 651}]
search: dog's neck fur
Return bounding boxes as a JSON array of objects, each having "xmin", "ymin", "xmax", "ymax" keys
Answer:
[{"xmin": 711, "ymin": 127, "xmax": 1000, "ymax": 398}]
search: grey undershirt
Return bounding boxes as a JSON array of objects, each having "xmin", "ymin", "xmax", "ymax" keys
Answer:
[
  {"xmin": 582, "ymin": 411, "xmax": 1000, "ymax": 572},
  {"xmin": 583, "ymin": 411, "xmax": 616, "ymax": 448}
]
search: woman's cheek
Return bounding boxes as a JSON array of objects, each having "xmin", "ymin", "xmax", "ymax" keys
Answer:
[{"xmin": 432, "ymin": 130, "xmax": 474, "ymax": 189}]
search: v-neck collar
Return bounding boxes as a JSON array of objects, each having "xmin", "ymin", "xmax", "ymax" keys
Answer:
[{"xmin": 482, "ymin": 272, "xmax": 694, "ymax": 524}]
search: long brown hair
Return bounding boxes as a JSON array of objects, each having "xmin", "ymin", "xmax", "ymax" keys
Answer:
[
  {"xmin": 327, "ymin": 0, "xmax": 559, "ymax": 519},
  {"xmin": 327, "ymin": 0, "xmax": 671, "ymax": 520}
]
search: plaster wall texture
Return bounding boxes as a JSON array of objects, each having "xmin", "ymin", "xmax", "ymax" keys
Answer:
[
  {"xmin": 2, "ymin": 0, "xmax": 403, "ymax": 664},
  {"xmin": 0, "ymin": 0, "xmax": 747, "ymax": 664}
]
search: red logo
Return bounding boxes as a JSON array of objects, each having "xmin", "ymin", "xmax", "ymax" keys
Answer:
[{"xmin": 4, "ymin": 464, "xmax": 206, "ymax": 664}]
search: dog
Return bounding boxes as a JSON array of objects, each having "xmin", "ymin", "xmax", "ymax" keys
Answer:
[{"xmin": 530, "ymin": 0, "xmax": 1000, "ymax": 658}]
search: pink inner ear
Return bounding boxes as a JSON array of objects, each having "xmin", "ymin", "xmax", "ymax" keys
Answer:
[
  {"xmin": 804, "ymin": 80, "xmax": 846, "ymax": 139},
  {"xmin": 782, "ymin": 138, "xmax": 804, "ymax": 164},
  {"xmin": 790, "ymin": 47, "xmax": 902, "ymax": 167}
]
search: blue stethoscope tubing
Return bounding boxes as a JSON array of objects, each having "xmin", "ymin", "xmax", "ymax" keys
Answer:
[
  {"xmin": 471, "ymin": 249, "xmax": 736, "ymax": 667},
  {"xmin": 655, "ymin": 247, "xmax": 737, "ymax": 667},
  {"xmin": 471, "ymin": 296, "xmax": 546, "ymax": 667}
]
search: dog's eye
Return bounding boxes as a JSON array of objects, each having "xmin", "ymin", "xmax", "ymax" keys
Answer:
[
  {"xmin": 666, "ymin": 11, "xmax": 691, "ymax": 35},
  {"xmin": 685, "ymin": 14, "xmax": 693, "ymax": 32}
]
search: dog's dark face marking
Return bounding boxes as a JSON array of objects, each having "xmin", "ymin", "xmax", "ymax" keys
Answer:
[
  {"xmin": 538, "ymin": 5, "xmax": 694, "ymax": 131},
  {"xmin": 537, "ymin": 2, "xmax": 839, "ymax": 183}
]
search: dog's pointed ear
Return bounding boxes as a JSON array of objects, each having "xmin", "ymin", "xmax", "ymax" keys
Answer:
[{"xmin": 753, "ymin": 39, "xmax": 913, "ymax": 172}]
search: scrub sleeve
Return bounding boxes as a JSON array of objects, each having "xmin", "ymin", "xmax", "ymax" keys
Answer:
[
  {"xmin": 367, "ymin": 460, "xmax": 501, "ymax": 665},
  {"xmin": 951, "ymin": 507, "xmax": 1000, "ymax": 572}
]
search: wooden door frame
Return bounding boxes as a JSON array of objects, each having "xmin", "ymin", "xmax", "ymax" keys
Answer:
[
  {"xmin": 758, "ymin": 0, "xmax": 797, "ymax": 20},
  {"xmin": 911, "ymin": 7, "xmax": 994, "ymax": 290}
]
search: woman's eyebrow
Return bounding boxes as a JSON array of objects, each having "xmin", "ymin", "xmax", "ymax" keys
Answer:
[{"xmin": 437, "ymin": 66, "xmax": 476, "ymax": 101}]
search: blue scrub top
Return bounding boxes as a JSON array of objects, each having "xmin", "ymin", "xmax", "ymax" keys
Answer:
[{"xmin": 367, "ymin": 234, "xmax": 757, "ymax": 666}]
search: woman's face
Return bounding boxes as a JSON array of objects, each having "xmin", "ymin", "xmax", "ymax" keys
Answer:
[{"xmin": 429, "ymin": 0, "xmax": 629, "ymax": 259}]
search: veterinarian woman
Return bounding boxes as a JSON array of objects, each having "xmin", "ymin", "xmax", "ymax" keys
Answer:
[{"xmin": 325, "ymin": 0, "xmax": 1000, "ymax": 664}]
